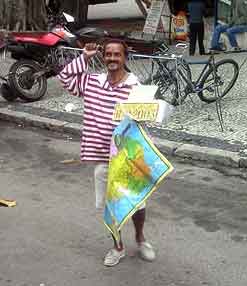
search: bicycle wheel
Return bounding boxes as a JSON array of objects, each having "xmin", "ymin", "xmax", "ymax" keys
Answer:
[{"xmin": 198, "ymin": 59, "xmax": 239, "ymax": 103}]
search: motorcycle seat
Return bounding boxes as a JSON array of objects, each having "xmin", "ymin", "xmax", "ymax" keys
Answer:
[{"xmin": 10, "ymin": 32, "xmax": 65, "ymax": 46}]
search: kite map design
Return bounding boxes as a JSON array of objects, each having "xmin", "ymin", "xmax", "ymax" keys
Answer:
[{"xmin": 104, "ymin": 116, "xmax": 174, "ymax": 242}]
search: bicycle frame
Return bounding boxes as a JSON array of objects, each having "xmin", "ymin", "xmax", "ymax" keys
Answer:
[{"xmin": 172, "ymin": 54, "xmax": 217, "ymax": 96}]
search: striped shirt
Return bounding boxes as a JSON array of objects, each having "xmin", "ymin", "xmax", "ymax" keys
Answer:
[{"xmin": 58, "ymin": 54, "xmax": 139, "ymax": 162}]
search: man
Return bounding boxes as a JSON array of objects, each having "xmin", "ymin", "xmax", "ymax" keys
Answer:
[
  {"xmin": 210, "ymin": 0, "xmax": 247, "ymax": 51},
  {"xmin": 58, "ymin": 39, "xmax": 156, "ymax": 266},
  {"xmin": 188, "ymin": 0, "xmax": 206, "ymax": 56}
]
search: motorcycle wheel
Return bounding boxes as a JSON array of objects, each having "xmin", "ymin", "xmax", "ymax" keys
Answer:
[
  {"xmin": 8, "ymin": 59, "xmax": 47, "ymax": 102},
  {"xmin": 0, "ymin": 83, "xmax": 19, "ymax": 102}
]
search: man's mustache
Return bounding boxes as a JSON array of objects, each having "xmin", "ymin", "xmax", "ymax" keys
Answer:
[{"xmin": 107, "ymin": 61, "xmax": 118, "ymax": 65}]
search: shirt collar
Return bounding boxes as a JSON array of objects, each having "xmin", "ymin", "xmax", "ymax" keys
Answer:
[{"xmin": 97, "ymin": 72, "xmax": 139, "ymax": 88}]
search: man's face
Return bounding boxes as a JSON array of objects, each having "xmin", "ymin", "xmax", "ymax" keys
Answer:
[{"xmin": 104, "ymin": 43, "xmax": 126, "ymax": 72}]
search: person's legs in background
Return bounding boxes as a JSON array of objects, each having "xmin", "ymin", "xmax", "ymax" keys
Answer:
[
  {"xmin": 211, "ymin": 24, "xmax": 229, "ymax": 50},
  {"xmin": 189, "ymin": 23, "xmax": 197, "ymax": 56},
  {"xmin": 198, "ymin": 22, "xmax": 205, "ymax": 55},
  {"xmin": 226, "ymin": 25, "xmax": 247, "ymax": 49}
]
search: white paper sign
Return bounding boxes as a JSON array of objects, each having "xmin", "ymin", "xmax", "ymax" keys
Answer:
[
  {"xmin": 143, "ymin": 0, "xmax": 166, "ymax": 35},
  {"xmin": 128, "ymin": 85, "xmax": 158, "ymax": 102}
]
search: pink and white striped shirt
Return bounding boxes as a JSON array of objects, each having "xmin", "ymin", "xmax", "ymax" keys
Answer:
[{"xmin": 58, "ymin": 54, "xmax": 139, "ymax": 162}]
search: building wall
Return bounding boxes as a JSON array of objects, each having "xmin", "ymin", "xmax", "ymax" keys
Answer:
[{"xmin": 88, "ymin": 0, "xmax": 145, "ymax": 19}]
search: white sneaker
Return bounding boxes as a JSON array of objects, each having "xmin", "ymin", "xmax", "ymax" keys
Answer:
[
  {"xmin": 104, "ymin": 248, "xmax": 126, "ymax": 267},
  {"xmin": 138, "ymin": 241, "xmax": 156, "ymax": 262}
]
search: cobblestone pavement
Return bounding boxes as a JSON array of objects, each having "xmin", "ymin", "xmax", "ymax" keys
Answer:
[{"xmin": 1, "ymin": 51, "xmax": 247, "ymax": 154}]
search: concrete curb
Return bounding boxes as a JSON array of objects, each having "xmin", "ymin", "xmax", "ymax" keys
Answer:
[{"xmin": 1, "ymin": 107, "xmax": 247, "ymax": 169}]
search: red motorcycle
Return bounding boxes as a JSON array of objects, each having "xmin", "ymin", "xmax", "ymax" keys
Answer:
[{"xmin": 0, "ymin": 13, "xmax": 108, "ymax": 102}]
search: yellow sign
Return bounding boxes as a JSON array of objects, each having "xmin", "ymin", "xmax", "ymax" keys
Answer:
[{"xmin": 113, "ymin": 103, "xmax": 159, "ymax": 121}]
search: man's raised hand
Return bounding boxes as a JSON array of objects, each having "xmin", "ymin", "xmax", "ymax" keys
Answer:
[{"xmin": 83, "ymin": 43, "xmax": 102, "ymax": 60}]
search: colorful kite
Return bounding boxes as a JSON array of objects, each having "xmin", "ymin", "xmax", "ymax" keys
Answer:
[{"xmin": 104, "ymin": 116, "xmax": 174, "ymax": 243}]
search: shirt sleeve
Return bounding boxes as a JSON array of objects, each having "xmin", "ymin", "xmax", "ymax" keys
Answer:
[{"xmin": 57, "ymin": 53, "xmax": 88, "ymax": 97}]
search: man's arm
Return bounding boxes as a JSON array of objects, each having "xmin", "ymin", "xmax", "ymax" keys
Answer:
[
  {"xmin": 142, "ymin": 0, "xmax": 151, "ymax": 9},
  {"xmin": 57, "ymin": 43, "xmax": 100, "ymax": 97}
]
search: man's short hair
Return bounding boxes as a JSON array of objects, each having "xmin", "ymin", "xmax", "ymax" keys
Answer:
[{"xmin": 102, "ymin": 38, "xmax": 129, "ymax": 57}]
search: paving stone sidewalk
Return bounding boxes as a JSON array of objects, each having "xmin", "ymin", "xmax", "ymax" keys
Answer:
[{"xmin": 1, "ymin": 51, "xmax": 247, "ymax": 170}]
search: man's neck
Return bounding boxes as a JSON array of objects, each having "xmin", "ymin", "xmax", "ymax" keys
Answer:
[{"xmin": 107, "ymin": 69, "xmax": 128, "ymax": 86}]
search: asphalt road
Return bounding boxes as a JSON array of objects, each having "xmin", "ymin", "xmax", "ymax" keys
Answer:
[{"xmin": 0, "ymin": 121, "xmax": 247, "ymax": 286}]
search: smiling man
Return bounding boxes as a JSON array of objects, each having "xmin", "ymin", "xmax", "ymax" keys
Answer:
[{"xmin": 58, "ymin": 39, "xmax": 156, "ymax": 266}]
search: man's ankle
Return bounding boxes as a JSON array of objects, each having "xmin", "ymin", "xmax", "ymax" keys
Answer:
[
  {"xmin": 136, "ymin": 235, "xmax": 145, "ymax": 244},
  {"xmin": 114, "ymin": 244, "xmax": 124, "ymax": 251}
]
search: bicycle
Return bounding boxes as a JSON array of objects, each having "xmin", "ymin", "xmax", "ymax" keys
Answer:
[{"xmin": 142, "ymin": 43, "xmax": 240, "ymax": 106}]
